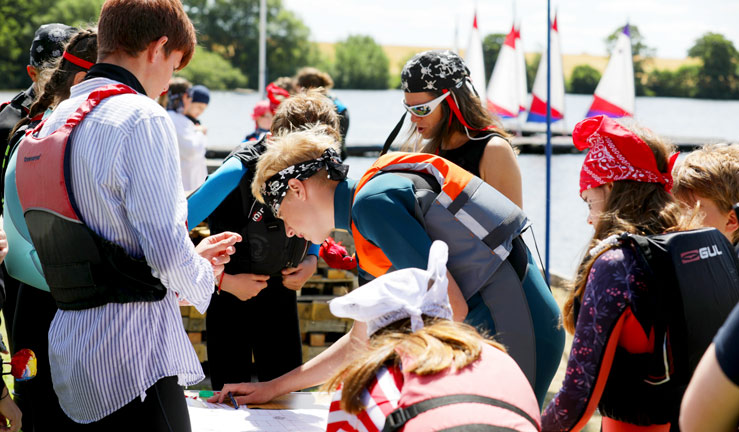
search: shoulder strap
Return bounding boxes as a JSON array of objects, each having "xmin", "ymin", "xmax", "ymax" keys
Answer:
[
  {"xmin": 381, "ymin": 394, "xmax": 540, "ymax": 432},
  {"xmin": 29, "ymin": 83, "xmax": 136, "ymax": 138},
  {"xmin": 380, "ymin": 112, "xmax": 407, "ymax": 156}
]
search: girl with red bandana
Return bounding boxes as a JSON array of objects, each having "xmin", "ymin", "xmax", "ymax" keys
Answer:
[{"xmin": 541, "ymin": 116, "xmax": 688, "ymax": 431}]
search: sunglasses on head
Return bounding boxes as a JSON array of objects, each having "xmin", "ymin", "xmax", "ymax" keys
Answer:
[{"xmin": 403, "ymin": 92, "xmax": 450, "ymax": 117}]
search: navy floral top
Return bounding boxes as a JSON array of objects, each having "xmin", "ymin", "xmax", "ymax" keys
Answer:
[{"xmin": 542, "ymin": 245, "xmax": 654, "ymax": 431}]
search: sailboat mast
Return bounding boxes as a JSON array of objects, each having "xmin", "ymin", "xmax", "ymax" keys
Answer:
[
  {"xmin": 258, "ymin": 0, "xmax": 267, "ymax": 99},
  {"xmin": 545, "ymin": 2, "xmax": 552, "ymax": 283}
]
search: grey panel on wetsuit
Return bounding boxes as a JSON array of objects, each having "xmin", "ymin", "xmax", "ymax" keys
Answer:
[
  {"xmin": 477, "ymin": 256, "xmax": 537, "ymax": 387},
  {"xmin": 422, "ymin": 178, "xmax": 528, "ymax": 300}
]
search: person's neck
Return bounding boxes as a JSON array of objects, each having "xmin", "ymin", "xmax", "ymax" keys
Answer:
[
  {"xmin": 441, "ymin": 130, "xmax": 469, "ymax": 151},
  {"xmin": 323, "ymin": 180, "xmax": 340, "ymax": 229},
  {"xmin": 98, "ymin": 53, "xmax": 153, "ymax": 98}
]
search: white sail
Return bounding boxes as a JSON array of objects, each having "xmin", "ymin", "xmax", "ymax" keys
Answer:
[
  {"xmin": 486, "ymin": 25, "xmax": 520, "ymax": 118},
  {"xmin": 464, "ymin": 12, "xmax": 487, "ymax": 102},
  {"xmin": 528, "ymin": 14, "xmax": 565, "ymax": 122},
  {"xmin": 587, "ymin": 25, "xmax": 635, "ymax": 118}
]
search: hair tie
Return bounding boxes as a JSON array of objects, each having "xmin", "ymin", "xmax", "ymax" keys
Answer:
[{"xmin": 62, "ymin": 51, "xmax": 94, "ymax": 70}]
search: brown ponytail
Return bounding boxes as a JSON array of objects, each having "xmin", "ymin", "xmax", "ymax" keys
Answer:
[{"xmin": 10, "ymin": 28, "xmax": 97, "ymax": 137}]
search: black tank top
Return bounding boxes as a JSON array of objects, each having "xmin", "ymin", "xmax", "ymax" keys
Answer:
[{"xmin": 438, "ymin": 134, "xmax": 506, "ymax": 177}]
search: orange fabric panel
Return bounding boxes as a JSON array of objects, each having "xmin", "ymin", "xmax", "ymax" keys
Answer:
[
  {"xmin": 350, "ymin": 221, "xmax": 392, "ymax": 278},
  {"xmin": 355, "ymin": 152, "xmax": 474, "ymax": 202},
  {"xmin": 601, "ymin": 417, "xmax": 670, "ymax": 432},
  {"xmin": 350, "ymin": 151, "xmax": 475, "ymax": 279},
  {"xmin": 571, "ymin": 311, "xmax": 628, "ymax": 432}
]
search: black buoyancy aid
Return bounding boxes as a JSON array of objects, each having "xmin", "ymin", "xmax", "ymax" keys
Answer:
[
  {"xmin": 207, "ymin": 138, "xmax": 309, "ymax": 277},
  {"xmin": 598, "ymin": 228, "xmax": 739, "ymax": 426},
  {"xmin": 16, "ymin": 84, "xmax": 167, "ymax": 310}
]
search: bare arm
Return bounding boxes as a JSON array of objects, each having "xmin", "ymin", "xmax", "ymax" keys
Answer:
[
  {"xmin": 212, "ymin": 320, "xmax": 369, "ymax": 404},
  {"xmin": 680, "ymin": 344, "xmax": 739, "ymax": 432},
  {"xmin": 447, "ymin": 271, "xmax": 468, "ymax": 322},
  {"xmin": 478, "ymin": 137, "xmax": 523, "ymax": 209}
]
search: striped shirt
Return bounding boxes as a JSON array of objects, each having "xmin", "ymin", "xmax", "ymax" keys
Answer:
[
  {"xmin": 38, "ymin": 77, "xmax": 214, "ymax": 423},
  {"xmin": 326, "ymin": 366, "xmax": 403, "ymax": 432}
]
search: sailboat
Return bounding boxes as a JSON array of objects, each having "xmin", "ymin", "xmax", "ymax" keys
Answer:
[
  {"xmin": 464, "ymin": 11, "xmax": 487, "ymax": 103},
  {"xmin": 486, "ymin": 24, "xmax": 520, "ymax": 118},
  {"xmin": 527, "ymin": 14, "xmax": 565, "ymax": 123},
  {"xmin": 586, "ymin": 24, "xmax": 635, "ymax": 118}
]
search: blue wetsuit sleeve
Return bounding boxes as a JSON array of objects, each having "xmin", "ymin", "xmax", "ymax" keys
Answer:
[
  {"xmin": 353, "ymin": 175, "xmax": 432, "ymax": 270},
  {"xmin": 187, "ymin": 157, "xmax": 245, "ymax": 228},
  {"xmin": 307, "ymin": 243, "xmax": 320, "ymax": 257}
]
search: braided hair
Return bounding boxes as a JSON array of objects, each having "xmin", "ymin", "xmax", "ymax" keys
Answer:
[{"xmin": 10, "ymin": 28, "xmax": 97, "ymax": 137}]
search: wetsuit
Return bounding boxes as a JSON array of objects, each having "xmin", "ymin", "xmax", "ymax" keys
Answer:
[
  {"xmin": 244, "ymin": 127, "xmax": 269, "ymax": 142},
  {"xmin": 439, "ymin": 137, "xmax": 565, "ymax": 407},
  {"xmin": 542, "ymin": 246, "xmax": 677, "ymax": 431},
  {"xmin": 334, "ymin": 154, "xmax": 562, "ymax": 406},
  {"xmin": 715, "ymin": 303, "xmax": 739, "ymax": 386},
  {"xmin": 187, "ymin": 140, "xmax": 319, "ymax": 389}
]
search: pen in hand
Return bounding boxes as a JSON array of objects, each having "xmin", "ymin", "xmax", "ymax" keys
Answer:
[{"xmin": 227, "ymin": 391, "xmax": 239, "ymax": 410}]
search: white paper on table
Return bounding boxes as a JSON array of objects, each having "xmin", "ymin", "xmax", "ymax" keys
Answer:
[{"xmin": 187, "ymin": 398, "xmax": 328, "ymax": 431}]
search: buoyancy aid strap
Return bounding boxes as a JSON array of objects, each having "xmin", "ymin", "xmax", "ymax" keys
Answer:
[
  {"xmin": 30, "ymin": 83, "xmax": 136, "ymax": 137},
  {"xmin": 381, "ymin": 394, "xmax": 541, "ymax": 432},
  {"xmin": 362, "ymin": 152, "xmax": 475, "ymax": 205}
]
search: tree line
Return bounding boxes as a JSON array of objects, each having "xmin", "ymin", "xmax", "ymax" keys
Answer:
[{"xmin": 1, "ymin": 1, "xmax": 738, "ymax": 99}]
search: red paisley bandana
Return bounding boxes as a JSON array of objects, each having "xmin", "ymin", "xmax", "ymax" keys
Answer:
[{"xmin": 574, "ymin": 115, "xmax": 678, "ymax": 195}]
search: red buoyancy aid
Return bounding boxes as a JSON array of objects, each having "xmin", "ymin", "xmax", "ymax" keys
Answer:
[
  {"xmin": 16, "ymin": 84, "xmax": 168, "ymax": 310},
  {"xmin": 384, "ymin": 343, "xmax": 541, "ymax": 432}
]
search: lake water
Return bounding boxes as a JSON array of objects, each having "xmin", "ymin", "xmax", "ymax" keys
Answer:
[{"xmin": 4, "ymin": 88, "xmax": 737, "ymax": 277}]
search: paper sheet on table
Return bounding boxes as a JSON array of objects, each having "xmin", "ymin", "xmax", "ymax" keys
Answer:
[{"xmin": 186, "ymin": 392, "xmax": 329, "ymax": 431}]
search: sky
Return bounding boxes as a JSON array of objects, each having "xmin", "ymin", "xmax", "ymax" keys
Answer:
[{"xmin": 283, "ymin": 0, "xmax": 739, "ymax": 59}]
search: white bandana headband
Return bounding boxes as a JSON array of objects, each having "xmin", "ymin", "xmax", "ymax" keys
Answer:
[{"xmin": 329, "ymin": 241, "xmax": 453, "ymax": 337}]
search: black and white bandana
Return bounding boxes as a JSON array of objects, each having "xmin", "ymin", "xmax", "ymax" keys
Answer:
[
  {"xmin": 261, "ymin": 148, "xmax": 348, "ymax": 217},
  {"xmin": 30, "ymin": 23, "xmax": 76, "ymax": 68},
  {"xmin": 401, "ymin": 50, "xmax": 469, "ymax": 93}
]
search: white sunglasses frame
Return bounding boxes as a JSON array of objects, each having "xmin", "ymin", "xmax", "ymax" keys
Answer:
[{"xmin": 402, "ymin": 92, "xmax": 450, "ymax": 117}]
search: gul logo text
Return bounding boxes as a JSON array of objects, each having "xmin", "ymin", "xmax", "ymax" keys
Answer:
[
  {"xmin": 252, "ymin": 207, "xmax": 264, "ymax": 222},
  {"xmin": 680, "ymin": 245, "xmax": 723, "ymax": 264}
]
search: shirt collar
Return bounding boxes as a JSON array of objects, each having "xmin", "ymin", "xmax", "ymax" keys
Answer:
[
  {"xmin": 83, "ymin": 63, "xmax": 147, "ymax": 95},
  {"xmin": 333, "ymin": 179, "xmax": 357, "ymax": 232}
]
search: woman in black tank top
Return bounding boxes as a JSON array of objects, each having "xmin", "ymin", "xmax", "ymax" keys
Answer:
[{"xmin": 396, "ymin": 50, "xmax": 523, "ymax": 208}]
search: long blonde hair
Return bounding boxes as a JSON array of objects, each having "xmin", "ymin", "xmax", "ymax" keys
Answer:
[
  {"xmin": 323, "ymin": 317, "xmax": 505, "ymax": 414},
  {"xmin": 563, "ymin": 123, "xmax": 697, "ymax": 333}
]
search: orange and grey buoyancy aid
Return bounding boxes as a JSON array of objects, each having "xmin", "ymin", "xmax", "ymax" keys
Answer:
[
  {"xmin": 16, "ymin": 84, "xmax": 167, "ymax": 310},
  {"xmin": 352, "ymin": 152, "xmax": 528, "ymax": 299},
  {"xmin": 352, "ymin": 152, "xmax": 542, "ymax": 384}
]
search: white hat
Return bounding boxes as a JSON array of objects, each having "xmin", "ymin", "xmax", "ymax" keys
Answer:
[{"xmin": 329, "ymin": 241, "xmax": 453, "ymax": 337}]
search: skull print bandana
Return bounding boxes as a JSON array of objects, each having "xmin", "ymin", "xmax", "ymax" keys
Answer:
[
  {"xmin": 401, "ymin": 50, "xmax": 469, "ymax": 93},
  {"xmin": 574, "ymin": 115, "xmax": 678, "ymax": 195},
  {"xmin": 261, "ymin": 148, "xmax": 348, "ymax": 217}
]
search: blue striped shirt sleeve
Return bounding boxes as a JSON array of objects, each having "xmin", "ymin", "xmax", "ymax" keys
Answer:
[{"xmin": 119, "ymin": 114, "xmax": 214, "ymax": 312}]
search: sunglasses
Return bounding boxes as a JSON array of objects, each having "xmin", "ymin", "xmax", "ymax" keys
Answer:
[{"xmin": 403, "ymin": 92, "xmax": 450, "ymax": 117}]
